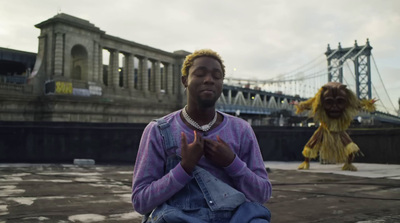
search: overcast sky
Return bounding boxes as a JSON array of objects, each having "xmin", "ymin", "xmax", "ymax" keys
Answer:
[{"xmin": 1, "ymin": 0, "xmax": 399, "ymax": 114}]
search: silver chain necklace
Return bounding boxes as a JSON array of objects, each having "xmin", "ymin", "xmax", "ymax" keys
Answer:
[{"xmin": 182, "ymin": 106, "xmax": 217, "ymax": 132}]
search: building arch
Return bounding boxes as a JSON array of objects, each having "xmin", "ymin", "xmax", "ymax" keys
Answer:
[{"xmin": 70, "ymin": 44, "xmax": 88, "ymax": 80}]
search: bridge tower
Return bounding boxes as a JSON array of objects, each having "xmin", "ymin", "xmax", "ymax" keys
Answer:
[{"xmin": 325, "ymin": 39, "xmax": 373, "ymax": 99}]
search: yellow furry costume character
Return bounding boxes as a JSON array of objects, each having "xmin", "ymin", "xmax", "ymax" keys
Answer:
[{"xmin": 296, "ymin": 82, "xmax": 376, "ymax": 171}]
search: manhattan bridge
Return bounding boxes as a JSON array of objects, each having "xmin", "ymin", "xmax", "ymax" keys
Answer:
[
  {"xmin": 217, "ymin": 39, "xmax": 400, "ymax": 126},
  {"xmin": 0, "ymin": 14, "xmax": 399, "ymax": 126}
]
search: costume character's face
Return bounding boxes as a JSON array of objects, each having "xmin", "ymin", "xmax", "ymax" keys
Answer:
[
  {"xmin": 182, "ymin": 56, "xmax": 224, "ymax": 108},
  {"xmin": 321, "ymin": 83, "xmax": 348, "ymax": 119}
]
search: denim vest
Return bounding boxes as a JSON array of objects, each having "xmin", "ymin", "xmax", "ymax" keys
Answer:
[{"xmin": 143, "ymin": 118, "xmax": 270, "ymax": 223}]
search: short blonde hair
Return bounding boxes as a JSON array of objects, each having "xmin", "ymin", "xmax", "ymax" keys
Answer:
[{"xmin": 181, "ymin": 49, "xmax": 225, "ymax": 76}]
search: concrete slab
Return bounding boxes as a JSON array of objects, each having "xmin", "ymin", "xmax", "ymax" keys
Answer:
[
  {"xmin": 0, "ymin": 163, "xmax": 399, "ymax": 223},
  {"xmin": 265, "ymin": 161, "xmax": 400, "ymax": 180}
]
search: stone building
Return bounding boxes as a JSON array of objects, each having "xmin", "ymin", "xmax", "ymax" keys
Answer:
[{"xmin": 0, "ymin": 13, "xmax": 189, "ymax": 123}]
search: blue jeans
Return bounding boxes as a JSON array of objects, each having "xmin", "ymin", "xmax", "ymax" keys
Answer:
[{"xmin": 143, "ymin": 155, "xmax": 271, "ymax": 223}]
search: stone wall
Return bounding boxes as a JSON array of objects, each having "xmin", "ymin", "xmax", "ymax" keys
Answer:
[
  {"xmin": 1, "ymin": 121, "xmax": 399, "ymax": 164},
  {"xmin": 0, "ymin": 92, "xmax": 180, "ymax": 123},
  {"xmin": 255, "ymin": 126, "xmax": 400, "ymax": 164}
]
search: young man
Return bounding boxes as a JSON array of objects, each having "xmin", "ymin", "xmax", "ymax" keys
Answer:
[{"xmin": 132, "ymin": 49, "xmax": 272, "ymax": 222}]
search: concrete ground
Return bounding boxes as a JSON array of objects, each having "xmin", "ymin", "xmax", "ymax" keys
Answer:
[{"xmin": 0, "ymin": 161, "xmax": 399, "ymax": 223}]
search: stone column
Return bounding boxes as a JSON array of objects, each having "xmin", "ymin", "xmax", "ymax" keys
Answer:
[
  {"xmin": 107, "ymin": 50, "xmax": 114, "ymax": 87},
  {"xmin": 108, "ymin": 50, "xmax": 120, "ymax": 88},
  {"xmin": 149, "ymin": 61, "xmax": 154, "ymax": 92},
  {"xmin": 122, "ymin": 54, "xmax": 127, "ymax": 88},
  {"xmin": 92, "ymin": 41, "xmax": 99, "ymax": 82},
  {"xmin": 54, "ymin": 32, "xmax": 64, "ymax": 76},
  {"xmin": 99, "ymin": 46, "xmax": 104, "ymax": 84},
  {"xmin": 136, "ymin": 57, "xmax": 142, "ymax": 90},
  {"xmin": 113, "ymin": 50, "xmax": 120, "ymax": 88},
  {"xmin": 154, "ymin": 60, "xmax": 161, "ymax": 93},
  {"xmin": 167, "ymin": 64, "xmax": 173, "ymax": 95},
  {"xmin": 126, "ymin": 54, "xmax": 135, "ymax": 89},
  {"xmin": 140, "ymin": 57, "xmax": 148, "ymax": 92},
  {"xmin": 175, "ymin": 63, "xmax": 183, "ymax": 96},
  {"xmin": 160, "ymin": 63, "xmax": 165, "ymax": 91}
]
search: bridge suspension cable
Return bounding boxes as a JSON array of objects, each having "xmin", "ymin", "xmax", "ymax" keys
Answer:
[
  {"xmin": 340, "ymin": 46, "xmax": 356, "ymax": 62},
  {"xmin": 283, "ymin": 48, "xmax": 339, "ymax": 78},
  {"xmin": 325, "ymin": 46, "xmax": 358, "ymax": 71},
  {"xmin": 230, "ymin": 46, "xmax": 366, "ymax": 89},
  {"xmin": 371, "ymin": 54, "xmax": 397, "ymax": 113},
  {"xmin": 351, "ymin": 44, "xmax": 368, "ymax": 61},
  {"xmin": 226, "ymin": 70, "xmax": 327, "ymax": 85},
  {"xmin": 326, "ymin": 49, "xmax": 339, "ymax": 60},
  {"xmin": 297, "ymin": 45, "xmax": 366, "ymax": 87},
  {"xmin": 269, "ymin": 53, "xmax": 328, "ymax": 81},
  {"xmin": 265, "ymin": 48, "xmax": 351, "ymax": 84},
  {"xmin": 344, "ymin": 61, "xmax": 390, "ymax": 113}
]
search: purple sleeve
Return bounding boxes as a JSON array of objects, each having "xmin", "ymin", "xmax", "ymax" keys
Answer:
[
  {"xmin": 223, "ymin": 123, "xmax": 272, "ymax": 203},
  {"xmin": 131, "ymin": 122, "xmax": 192, "ymax": 214}
]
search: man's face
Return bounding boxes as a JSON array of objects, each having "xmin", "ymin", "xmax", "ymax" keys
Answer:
[
  {"xmin": 321, "ymin": 86, "xmax": 348, "ymax": 119},
  {"xmin": 182, "ymin": 56, "xmax": 224, "ymax": 108}
]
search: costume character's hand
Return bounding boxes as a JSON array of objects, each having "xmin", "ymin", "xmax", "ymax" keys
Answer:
[
  {"xmin": 204, "ymin": 135, "xmax": 235, "ymax": 167},
  {"xmin": 180, "ymin": 131, "xmax": 204, "ymax": 174}
]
